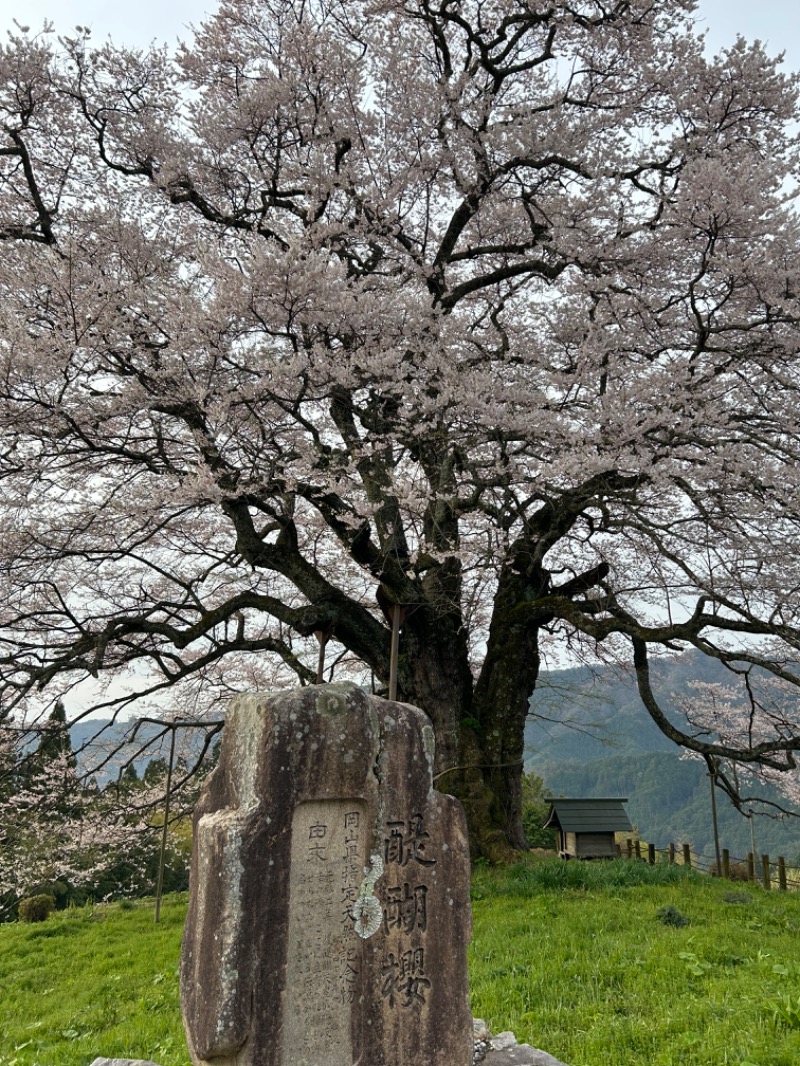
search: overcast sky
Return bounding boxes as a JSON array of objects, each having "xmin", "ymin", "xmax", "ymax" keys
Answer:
[{"xmin": 0, "ymin": 0, "xmax": 797, "ymax": 73}]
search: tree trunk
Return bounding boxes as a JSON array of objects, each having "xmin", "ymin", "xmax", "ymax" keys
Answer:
[
  {"xmin": 387, "ymin": 560, "xmax": 544, "ymax": 862},
  {"xmin": 470, "ymin": 560, "xmax": 549, "ymax": 854}
]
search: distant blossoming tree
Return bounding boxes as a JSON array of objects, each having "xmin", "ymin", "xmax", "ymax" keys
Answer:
[
  {"xmin": 1, "ymin": 0, "xmax": 800, "ymax": 856},
  {"xmin": 679, "ymin": 680, "xmax": 800, "ymax": 812},
  {"xmin": 0, "ymin": 722, "xmax": 171, "ymax": 915}
]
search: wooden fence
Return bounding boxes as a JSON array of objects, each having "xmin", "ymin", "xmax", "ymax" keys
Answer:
[{"xmin": 617, "ymin": 838, "xmax": 800, "ymax": 891}]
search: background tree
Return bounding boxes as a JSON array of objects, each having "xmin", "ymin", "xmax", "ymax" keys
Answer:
[
  {"xmin": 1, "ymin": 0, "xmax": 800, "ymax": 857},
  {"xmin": 0, "ymin": 738, "xmax": 195, "ymax": 919},
  {"xmin": 24, "ymin": 699, "xmax": 76, "ymax": 779},
  {"xmin": 679, "ymin": 680, "xmax": 800, "ymax": 812},
  {"xmin": 521, "ymin": 771, "xmax": 557, "ymax": 851}
]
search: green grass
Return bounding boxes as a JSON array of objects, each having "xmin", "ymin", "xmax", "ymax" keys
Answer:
[
  {"xmin": 2, "ymin": 861, "xmax": 800, "ymax": 1065},
  {"xmin": 0, "ymin": 895, "xmax": 188, "ymax": 1066},
  {"xmin": 471, "ymin": 859, "xmax": 800, "ymax": 1066}
]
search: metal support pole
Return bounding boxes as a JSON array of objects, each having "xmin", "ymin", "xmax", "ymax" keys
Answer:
[
  {"xmin": 389, "ymin": 606, "xmax": 401, "ymax": 703},
  {"xmin": 749, "ymin": 811, "xmax": 758, "ymax": 864},
  {"xmin": 154, "ymin": 726, "xmax": 176, "ymax": 925},
  {"xmin": 314, "ymin": 630, "xmax": 328, "ymax": 685}
]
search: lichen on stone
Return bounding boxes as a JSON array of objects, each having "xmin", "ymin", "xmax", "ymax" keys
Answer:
[
  {"xmin": 352, "ymin": 851, "xmax": 384, "ymax": 939},
  {"xmin": 352, "ymin": 895, "xmax": 382, "ymax": 939},
  {"xmin": 314, "ymin": 687, "xmax": 349, "ymax": 718}
]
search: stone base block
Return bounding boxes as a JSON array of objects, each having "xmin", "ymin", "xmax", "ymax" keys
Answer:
[
  {"xmin": 89, "ymin": 1059, "xmax": 162, "ymax": 1066},
  {"xmin": 483, "ymin": 1047, "xmax": 569, "ymax": 1066}
]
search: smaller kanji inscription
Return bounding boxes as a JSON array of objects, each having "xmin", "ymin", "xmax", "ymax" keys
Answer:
[{"xmin": 283, "ymin": 800, "xmax": 366, "ymax": 1065}]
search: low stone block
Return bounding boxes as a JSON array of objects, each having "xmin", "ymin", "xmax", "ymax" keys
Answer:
[
  {"xmin": 491, "ymin": 1032, "xmax": 519, "ymax": 1051},
  {"xmin": 474, "ymin": 1025, "xmax": 571, "ymax": 1066},
  {"xmin": 484, "ymin": 1043, "xmax": 570, "ymax": 1066},
  {"xmin": 89, "ymin": 1059, "xmax": 162, "ymax": 1066}
]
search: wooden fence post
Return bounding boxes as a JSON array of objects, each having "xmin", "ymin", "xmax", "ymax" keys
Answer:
[
  {"xmin": 682, "ymin": 843, "xmax": 692, "ymax": 868},
  {"xmin": 648, "ymin": 843, "xmax": 656, "ymax": 865},
  {"xmin": 747, "ymin": 852, "xmax": 756, "ymax": 882},
  {"xmin": 668, "ymin": 842, "xmax": 676, "ymax": 865},
  {"xmin": 722, "ymin": 849, "xmax": 730, "ymax": 879},
  {"xmin": 634, "ymin": 840, "xmax": 642, "ymax": 861},
  {"xmin": 778, "ymin": 856, "xmax": 788, "ymax": 892},
  {"xmin": 761, "ymin": 854, "xmax": 771, "ymax": 891},
  {"xmin": 626, "ymin": 838, "xmax": 633, "ymax": 859}
]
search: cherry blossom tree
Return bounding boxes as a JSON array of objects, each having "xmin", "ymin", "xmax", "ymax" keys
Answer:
[
  {"xmin": 679, "ymin": 679, "xmax": 800, "ymax": 813},
  {"xmin": 0, "ymin": 741, "xmax": 172, "ymax": 917},
  {"xmin": 1, "ymin": 0, "xmax": 800, "ymax": 856},
  {"xmin": 0, "ymin": 707, "xmax": 212, "ymax": 916},
  {"xmin": 676, "ymin": 677, "xmax": 800, "ymax": 869}
]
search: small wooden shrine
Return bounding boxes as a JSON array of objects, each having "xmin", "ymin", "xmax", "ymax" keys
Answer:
[{"xmin": 544, "ymin": 798, "xmax": 632, "ymax": 860}]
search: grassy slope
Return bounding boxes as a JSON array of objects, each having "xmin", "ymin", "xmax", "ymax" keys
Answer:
[
  {"xmin": 2, "ymin": 863, "xmax": 800, "ymax": 1066},
  {"xmin": 0, "ymin": 896, "xmax": 187, "ymax": 1066},
  {"xmin": 471, "ymin": 861, "xmax": 800, "ymax": 1066}
]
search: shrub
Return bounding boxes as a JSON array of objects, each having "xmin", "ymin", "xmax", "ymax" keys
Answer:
[
  {"xmin": 521, "ymin": 772, "xmax": 557, "ymax": 850},
  {"xmin": 727, "ymin": 861, "xmax": 753, "ymax": 882},
  {"xmin": 18, "ymin": 894, "xmax": 56, "ymax": 923},
  {"xmin": 474, "ymin": 856, "xmax": 703, "ymax": 899},
  {"xmin": 656, "ymin": 904, "xmax": 690, "ymax": 927}
]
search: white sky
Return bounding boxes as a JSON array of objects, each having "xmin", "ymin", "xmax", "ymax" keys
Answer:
[{"xmin": 0, "ymin": 0, "xmax": 797, "ymax": 73}]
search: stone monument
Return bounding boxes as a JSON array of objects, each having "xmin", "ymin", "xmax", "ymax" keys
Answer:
[{"xmin": 180, "ymin": 683, "xmax": 473, "ymax": 1066}]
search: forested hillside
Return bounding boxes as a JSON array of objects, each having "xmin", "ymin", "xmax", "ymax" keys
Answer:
[
  {"xmin": 526, "ymin": 653, "xmax": 800, "ymax": 863},
  {"xmin": 66, "ymin": 720, "xmax": 208, "ymax": 786}
]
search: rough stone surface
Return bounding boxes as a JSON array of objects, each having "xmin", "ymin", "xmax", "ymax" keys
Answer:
[
  {"xmin": 181, "ymin": 682, "xmax": 473, "ymax": 1066},
  {"xmin": 483, "ymin": 1049, "xmax": 569, "ymax": 1066},
  {"xmin": 491, "ymin": 1033, "xmax": 519, "ymax": 1052},
  {"xmin": 89, "ymin": 1060, "xmax": 162, "ymax": 1066},
  {"xmin": 473, "ymin": 1019, "xmax": 491, "ymax": 1041},
  {"xmin": 471, "ymin": 1021, "xmax": 570, "ymax": 1066}
]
